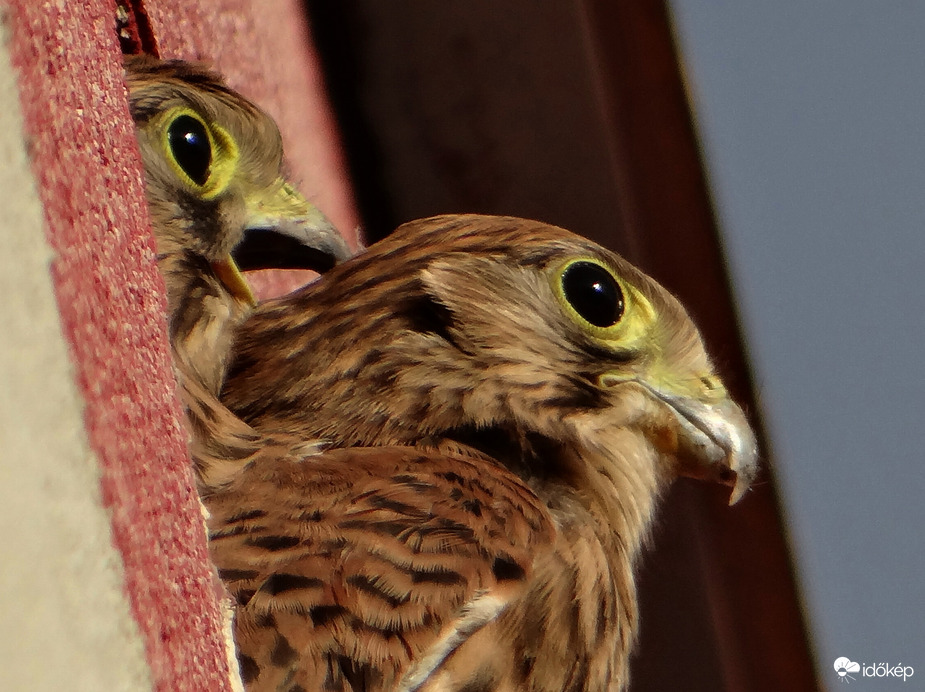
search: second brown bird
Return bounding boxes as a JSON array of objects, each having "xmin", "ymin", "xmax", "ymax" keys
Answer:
[{"xmin": 212, "ymin": 214, "xmax": 758, "ymax": 691}]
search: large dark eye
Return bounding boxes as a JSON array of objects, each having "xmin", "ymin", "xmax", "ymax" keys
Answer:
[
  {"xmin": 561, "ymin": 261, "xmax": 624, "ymax": 328},
  {"xmin": 167, "ymin": 114, "xmax": 211, "ymax": 186}
]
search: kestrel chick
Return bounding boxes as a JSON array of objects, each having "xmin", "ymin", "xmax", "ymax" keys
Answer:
[
  {"xmin": 125, "ymin": 55, "xmax": 351, "ymax": 396},
  {"xmin": 212, "ymin": 214, "xmax": 758, "ymax": 691}
]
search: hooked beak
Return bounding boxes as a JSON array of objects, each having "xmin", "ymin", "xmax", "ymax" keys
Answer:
[
  {"xmin": 232, "ymin": 182, "xmax": 353, "ymax": 273},
  {"xmin": 647, "ymin": 386, "xmax": 758, "ymax": 504},
  {"xmin": 233, "ymin": 214, "xmax": 352, "ymax": 273},
  {"xmin": 602, "ymin": 373, "xmax": 759, "ymax": 504}
]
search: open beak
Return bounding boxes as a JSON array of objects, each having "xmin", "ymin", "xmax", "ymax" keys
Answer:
[
  {"xmin": 232, "ymin": 182, "xmax": 353, "ymax": 274},
  {"xmin": 233, "ymin": 216, "xmax": 351, "ymax": 273},
  {"xmin": 216, "ymin": 183, "xmax": 352, "ymax": 305}
]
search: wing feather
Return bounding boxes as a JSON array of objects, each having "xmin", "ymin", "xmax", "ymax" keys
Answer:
[{"xmin": 206, "ymin": 444, "xmax": 555, "ymax": 691}]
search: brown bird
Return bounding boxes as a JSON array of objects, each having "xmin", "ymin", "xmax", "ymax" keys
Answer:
[
  {"xmin": 125, "ymin": 55, "xmax": 351, "ymax": 487},
  {"xmin": 125, "ymin": 55, "xmax": 350, "ymax": 397},
  {"xmin": 211, "ymin": 214, "xmax": 758, "ymax": 691}
]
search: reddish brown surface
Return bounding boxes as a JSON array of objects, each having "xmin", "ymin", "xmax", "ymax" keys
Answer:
[
  {"xmin": 6, "ymin": 2, "xmax": 232, "ymax": 689},
  {"xmin": 142, "ymin": 0, "xmax": 361, "ymax": 298}
]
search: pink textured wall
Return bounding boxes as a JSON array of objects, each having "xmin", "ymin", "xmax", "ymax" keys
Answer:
[
  {"xmin": 144, "ymin": 0, "xmax": 361, "ymax": 298},
  {"xmin": 4, "ymin": 1, "xmax": 358, "ymax": 685},
  {"xmin": 5, "ymin": 1, "xmax": 233, "ymax": 689}
]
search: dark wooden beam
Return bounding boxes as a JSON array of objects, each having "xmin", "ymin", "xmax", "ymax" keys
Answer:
[{"xmin": 580, "ymin": 2, "xmax": 818, "ymax": 689}]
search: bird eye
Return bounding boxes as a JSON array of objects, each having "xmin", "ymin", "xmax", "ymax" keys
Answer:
[
  {"xmin": 560, "ymin": 260, "xmax": 624, "ymax": 328},
  {"xmin": 167, "ymin": 114, "xmax": 212, "ymax": 186}
]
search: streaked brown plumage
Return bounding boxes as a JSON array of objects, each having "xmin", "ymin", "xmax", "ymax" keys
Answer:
[
  {"xmin": 125, "ymin": 55, "xmax": 350, "ymax": 402},
  {"xmin": 211, "ymin": 214, "xmax": 759, "ymax": 691},
  {"xmin": 125, "ymin": 55, "xmax": 351, "ymax": 493},
  {"xmin": 123, "ymin": 60, "xmax": 362, "ymax": 592}
]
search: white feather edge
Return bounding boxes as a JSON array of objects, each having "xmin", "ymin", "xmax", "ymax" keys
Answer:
[{"xmin": 396, "ymin": 590, "xmax": 508, "ymax": 692}]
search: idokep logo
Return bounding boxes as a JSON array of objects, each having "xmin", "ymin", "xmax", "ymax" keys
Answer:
[
  {"xmin": 834, "ymin": 657, "xmax": 915, "ymax": 683},
  {"xmin": 834, "ymin": 658, "xmax": 860, "ymax": 682}
]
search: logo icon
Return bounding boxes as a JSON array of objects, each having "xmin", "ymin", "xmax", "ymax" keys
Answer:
[{"xmin": 835, "ymin": 657, "xmax": 861, "ymax": 683}]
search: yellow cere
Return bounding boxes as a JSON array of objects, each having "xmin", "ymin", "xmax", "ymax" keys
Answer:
[
  {"xmin": 247, "ymin": 179, "xmax": 314, "ymax": 220},
  {"xmin": 279, "ymin": 182, "xmax": 313, "ymax": 216}
]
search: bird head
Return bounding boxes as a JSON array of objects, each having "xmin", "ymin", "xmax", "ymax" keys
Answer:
[
  {"xmin": 225, "ymin": 215, "xmax": 757, "ymax": 506},
  {"xmin": 125, "ymin": 55, "xmax": 351, "ymax": 391}
]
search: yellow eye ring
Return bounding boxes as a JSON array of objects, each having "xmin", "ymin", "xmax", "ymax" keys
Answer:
[
  {"xmin": 551, "ymin": 257, "xmax": 655, "ymax": 344},
  {"xmin": 157, "ymin": 107, "xmax": 239, "ymax": 199}
]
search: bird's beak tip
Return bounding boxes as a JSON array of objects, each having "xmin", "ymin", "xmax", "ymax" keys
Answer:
[
  {"xmin": 643, "ymin": 380, "xmax": 759, "ymax": 504},
  {"xmin": 720, "ymin": 429, "xmax": 758, "ymax": 505},
  {"xmin": 726, "ymin": 457, "xmax": 758, "ymax": 505},
  {"xmin": 728, "ymin": 479, "xmax": 749, "ymax": 506}
]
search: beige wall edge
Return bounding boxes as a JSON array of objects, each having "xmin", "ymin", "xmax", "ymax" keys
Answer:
[{"xmin": 0, "ymin": 17, "xmax": 152, "ymax": 692}]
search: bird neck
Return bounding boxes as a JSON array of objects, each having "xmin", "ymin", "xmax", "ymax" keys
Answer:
[
  {"xmin": 177, "ymin": 367, "xmax": 264, "ymax": 491},
  {"xmin": 572, "ymin": 428, "xmax": 664, "ymax": 563},
  {"xmin": 158, "ymin": 250, "xmax": 250, "ymax": 396},
  {"xmin": 157, "ymin": 250, "xmax": 266, "ymax": 491},
  {"xmin": 523, "ymin": 430, "xmax": 665, "ymax": 690},
  {"xmin": 177, "ymin": 361, "xmax": 326, "ymax": 495}
]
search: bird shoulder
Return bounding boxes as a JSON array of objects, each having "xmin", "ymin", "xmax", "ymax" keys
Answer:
[{"xmin": 206, "ymin": 444, "xmax": 555, "ymax": 691}]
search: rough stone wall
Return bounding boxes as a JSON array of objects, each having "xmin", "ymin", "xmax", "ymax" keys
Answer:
[{"xmin": 0, "ymin": 1, "xmax": 356, "ymax": 688}]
